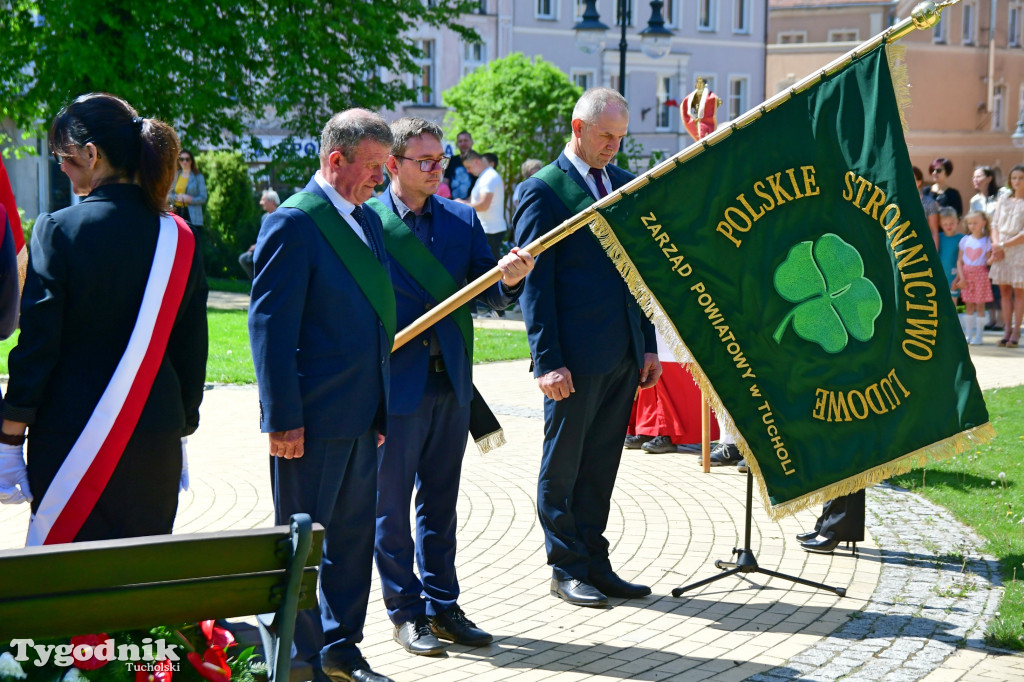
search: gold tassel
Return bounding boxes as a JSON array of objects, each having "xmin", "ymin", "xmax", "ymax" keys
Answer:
[
  {"xmin": 885, "ymin": 42, "xmax": 911, "ymax": 134},
  {"xmin": 475, "ymin": 429, "xmax": 506, "ymax": 454},
  {"xmin": 588, "ymin": 214, "xmax": 997, "ymax": 520}
]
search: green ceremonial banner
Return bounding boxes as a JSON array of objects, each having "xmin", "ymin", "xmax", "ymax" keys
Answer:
[{"xmin": 591, "ymin": 44, "xmax": 993, "ymax": 517}]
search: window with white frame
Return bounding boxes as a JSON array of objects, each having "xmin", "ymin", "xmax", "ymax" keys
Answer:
[
  {"xmin": 536, "ymin": 0, "xmax": 555, "ymax": 20},
  {"xmin": 828, "ymin": 28, "xmax": 859, "ymax": 42},
  {"xmin": 663, "ymin": 0, "xmax": 677, "ymax": 27},
  {"xmin": 462, "ymin": 41, "xmax": 486, "ymax": 77},
  {"xmin": 609, "ymin": 74, "xmax": 624, "ymax": 95},
  {"xmin": 962, "ymin": 1, "xmax": 977, "ymax": 44},
  {"xmin": 933, "ymin": 14, "xmax": 947, "ymax": 43},
  {"xmin": 698, "ymin": 0, "xmax": 717, "ymax": 31},
  {"xmin": 778, "ymin": 30, "xmax": 806, "ymax": 44},
  {"xmin": 728, "ymin": 76, "xmax": 748, "ymax": 120},
  {"xmin": 734, "ymin": 0, "xmax": 751, "ymax": 34},
  {"xmin": 572, "ymin": 70, "xmax": 595, "ymax": 91},
  {"xmin": 574, "ymin": 0, "xmax": 586, "ymax": 20},
  {"xmin": 1019, "ymin": 86, "xmax": 1024, "ymax": 131},
  {"xmin": 656, "ymin": 76, "xmax": 674, "ymax": 130},
  {"xmin": 1009, "ymin": 3, "xmax": 1022, "ymax": 47},
  {"xmin": 412, "ymin": 39, "xmax": 435, "ymax": 105},
  {"xmin": 993, "ymin": 85, "xmax": 1006, "ymax": 131}
]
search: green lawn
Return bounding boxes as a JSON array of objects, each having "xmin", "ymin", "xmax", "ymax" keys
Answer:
[{"xmin": 890, "ymin": 384, "xmax": 1024, "ymax": 651}]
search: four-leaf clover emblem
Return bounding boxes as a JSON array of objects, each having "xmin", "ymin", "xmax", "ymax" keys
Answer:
[{"xmin": 772, "ymin": 233, "xmax": 882, "ymax": 354}]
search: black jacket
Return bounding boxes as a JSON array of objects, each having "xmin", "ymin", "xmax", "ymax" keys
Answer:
[{"xmin": 3, "ymin": 183, "xmax": 208, "ymax": 436}]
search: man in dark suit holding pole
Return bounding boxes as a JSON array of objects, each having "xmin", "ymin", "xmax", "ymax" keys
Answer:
[
  {"xmin": 249, "ymin": 109, "xmax": 396, "ymax": 682},
  {"xmin": 369, "ymin": 117, "xmax": 533, "ymax": 656},
  {"xmin": 513, "ymin": 88, "xmax": 661, "ymax": 607}
]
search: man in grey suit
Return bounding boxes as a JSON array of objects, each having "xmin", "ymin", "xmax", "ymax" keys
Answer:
[{"xmin": 249, "ymin": 109, "xmax": 396, "ymax": 682}]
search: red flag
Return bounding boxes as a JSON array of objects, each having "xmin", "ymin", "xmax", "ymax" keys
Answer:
[{"xmin": 0, "ymin": 158, "xmax": 25, "ymax": 253}]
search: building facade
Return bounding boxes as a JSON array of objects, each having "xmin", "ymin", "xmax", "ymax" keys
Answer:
[
  {"xmin": 767, "ymin": 0, "xmax": 1024, "ymax": 198},
  {"xmin": 396, "ymin": 0, "xmax": 768, "ymax": 162}
]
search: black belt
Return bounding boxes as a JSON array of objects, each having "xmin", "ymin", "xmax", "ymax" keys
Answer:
[{"xmin": 428, "ymin": 356, "xmax": 446, "ymax": 373}]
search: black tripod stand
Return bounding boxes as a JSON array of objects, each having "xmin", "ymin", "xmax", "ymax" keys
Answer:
[{"xmin": 672, "ymin": 469, "xmax": 846, "ymax": 597}]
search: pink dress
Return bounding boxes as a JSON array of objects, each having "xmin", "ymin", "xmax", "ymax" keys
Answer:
[{"xmin": 958, "ymin": 234, "xmax": 993, "ymax": 303}]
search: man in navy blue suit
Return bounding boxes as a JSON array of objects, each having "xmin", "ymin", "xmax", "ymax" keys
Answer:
[
  {"xmin": 513, "ymin": 88, "xmax": 662, "ymax": 608},
  {"xmin": 249, "ymin": 109, "xmax": 396, "ymax": 682},
  {"xmin": 370, "ymin": 117, "xmax": 533, "ymax": 656}
]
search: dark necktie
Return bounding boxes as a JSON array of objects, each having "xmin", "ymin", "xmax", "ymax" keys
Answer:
[
  {"xmin": 589, "ymin": 167, "xmax": 608, "ymax": 199},
  {"xmin": 350, "ymin": 204, "xmax": 381, "ymax": 260}
]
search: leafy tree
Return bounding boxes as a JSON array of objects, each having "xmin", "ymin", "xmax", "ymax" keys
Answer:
[
  {"xmin": 0, "ymin": 1, "xmax": 478, "ymax": 154},
  {"xmin": 442, "ymin": 53, "xmax": 581, "ymax": 224},
  {"xmin": 198, "ymin": 150, "xmax": 258, "ymax": 278}
]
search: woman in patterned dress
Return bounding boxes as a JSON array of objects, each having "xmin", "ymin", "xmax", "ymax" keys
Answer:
[{"xmin": 988, "ymin": 165, "xmax": 1024, "ymax": 347}]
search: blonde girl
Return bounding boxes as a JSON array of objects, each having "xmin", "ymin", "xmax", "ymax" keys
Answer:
[{"xmin": 952, "ymin": 211, "xmax": 993, "ymax": 344}]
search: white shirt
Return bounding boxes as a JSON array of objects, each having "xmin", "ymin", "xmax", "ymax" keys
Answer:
[
  {"xmin": 313, "ymin": 171, "xmax": 369, "ymax": 246},
  {"xmin": 471, "ymin": 166, "xmax": 506, "ymax": 235},
  {"xmin": 564, "ymin": 145, "xmax": 611, "ymax": 200}
]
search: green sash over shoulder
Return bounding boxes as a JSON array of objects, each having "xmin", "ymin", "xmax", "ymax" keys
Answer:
[
  {"xmin": 367, "ymin": 197, "xmax": 474, "ymax": 363},
  {"xmin": 534, "ymin": 163, "xmax": 597, "ymax": 216},
  {"xmin": 366, "ymin": 196, "xmax": 505, "ymax": 453},
  {"xmin": 281, "ymin": 192, "xmax": 396, "ymax": 346}
]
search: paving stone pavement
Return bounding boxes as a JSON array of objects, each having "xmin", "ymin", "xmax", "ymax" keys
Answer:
[{"xmin": 1, "ymin": 319, "xmax": 1023, "ymax": 680}]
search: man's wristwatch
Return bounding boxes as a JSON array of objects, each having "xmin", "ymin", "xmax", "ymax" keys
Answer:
[{"xmin": 0, "ymin": 432, "xmax": 27, "ymax": 446}]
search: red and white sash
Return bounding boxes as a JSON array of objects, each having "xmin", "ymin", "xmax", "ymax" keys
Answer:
[{"xmin": 27, "ymin": 214, "xmax": 195, "ymax": 546}]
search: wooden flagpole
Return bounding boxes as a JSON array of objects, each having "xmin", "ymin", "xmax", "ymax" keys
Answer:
[{"xmin": 392, "ymin": 1, "xmax": 949, "ymax": 354}]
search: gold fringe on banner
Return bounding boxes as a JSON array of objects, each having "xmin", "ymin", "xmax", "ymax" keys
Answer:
[
  {"xmin": 885, "ymin": 42, "xmax": 911, "ymax": 134},
  {"xmin": 588, "ymin": 213, "xmax": 996, "ymax": 520},
  {"xmin": 475, "ymin": 429, "xmax": 506, "ymax": 454}
]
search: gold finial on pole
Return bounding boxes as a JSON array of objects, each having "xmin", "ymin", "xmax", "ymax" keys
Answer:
[
  {"xmin": 690, "ymin": 77, "xmax": 705, "ymax": 118},
  {"xmin": 911, "ymin": 1, "xmax": 941, "ymax": 30}
]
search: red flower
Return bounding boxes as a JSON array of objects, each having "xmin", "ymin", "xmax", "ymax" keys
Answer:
[
  {"xmin": 135, "ymin": 659, "xmax": 174, "ymax": 682},
  {"xmin": 199, "ymin": 621, "xmax": 236, "ymax": 649},
  {"xmin": 188, "ymin": 646, "xmax": 230, "ymax": 682},
  {"xmin": 70, "ymin": 634, "xmax": 111, "ymax": 670}
]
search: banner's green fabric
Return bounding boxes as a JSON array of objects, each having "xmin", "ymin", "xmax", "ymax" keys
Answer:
[
  {"xmin": 281, "ymin": 192, "xmax": 396, "ymax": 347},
  {"xmin": 366, "ymin": 197, "xmax": 474, "ymax": 362},
  {"xmin": 593, "ymin": 45, "xmax": 991, "ymax": 515}
]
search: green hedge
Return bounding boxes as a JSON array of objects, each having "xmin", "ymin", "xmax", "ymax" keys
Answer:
[{"xmin": 197, "ymin": 150, "xmax": 259, "ymax": 278}]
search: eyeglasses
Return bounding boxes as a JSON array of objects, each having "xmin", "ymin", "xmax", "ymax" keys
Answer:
[
  {"xmin": 930, "ymin": 168, "xmax": 944, "ymax": 175},
  {"xmin": 179, "ymin": 156, "xmax": 192, "ymax": 162},
  {"xmin": 394, "ymin": 155, "xmax": 450, "ymax": 172}
]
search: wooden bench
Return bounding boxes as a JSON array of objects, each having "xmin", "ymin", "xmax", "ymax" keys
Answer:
[{"xmin": 0, "ymin": 514, "xmax": 323, "ymax": 682}]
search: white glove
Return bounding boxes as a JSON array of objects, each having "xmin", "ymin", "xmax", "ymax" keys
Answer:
[
  {"xmin": 180, "ymin": 437, "xmax": 190, "ymax": 492},
  {"xmin": 0, "ymin": 442, "xmax": 32, "ymax": 504}
]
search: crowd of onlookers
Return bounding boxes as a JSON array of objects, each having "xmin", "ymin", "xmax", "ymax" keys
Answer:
[{"xmin": 916, "ymin": 158, "xmax": 1024, "ymax": 347}]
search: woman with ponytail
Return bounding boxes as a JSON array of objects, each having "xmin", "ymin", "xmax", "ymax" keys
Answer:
[{"xmin": 0, "ymin": 93, "xmax": 208, "ymax": 544}]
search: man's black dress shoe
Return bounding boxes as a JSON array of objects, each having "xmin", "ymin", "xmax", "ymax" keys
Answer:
[
  {"xmin": 800, "ymin": 536, "xmax": 841, "ymax": 553},
  {"xmin": 320, "ymin": 658, "xmax": 394, "ymax": 682},
  {"xmin": 393, "ymin": 615, "xmax": 446, "ymax": 656},
  {"xmin": 795, "ymin": 530, "xmax": 819, "ymax": 542},
  {"xmin": 430, "ymin": 605, "xmax": 493, "ymax": 646},
  {"xmin": 550, "ymin": 578, "xmax": 608, "ymax": 607},
  {"xmin": 589, "ymin": 571, "xmax": 652, "ymax": 598}
]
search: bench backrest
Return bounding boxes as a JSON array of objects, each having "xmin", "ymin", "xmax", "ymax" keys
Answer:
[{"xmin": 0, "ymin": 520, "xmax": 324, "ymax": 641}]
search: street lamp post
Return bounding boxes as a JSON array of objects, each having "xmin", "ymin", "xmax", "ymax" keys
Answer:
[
  {"xmin": 573, "ymin": 0, "xmax": 675, "ymax": 97},
  {"xmin": 1013, "ymin": 108, "xmax": 1024, "ymax": 150}
]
